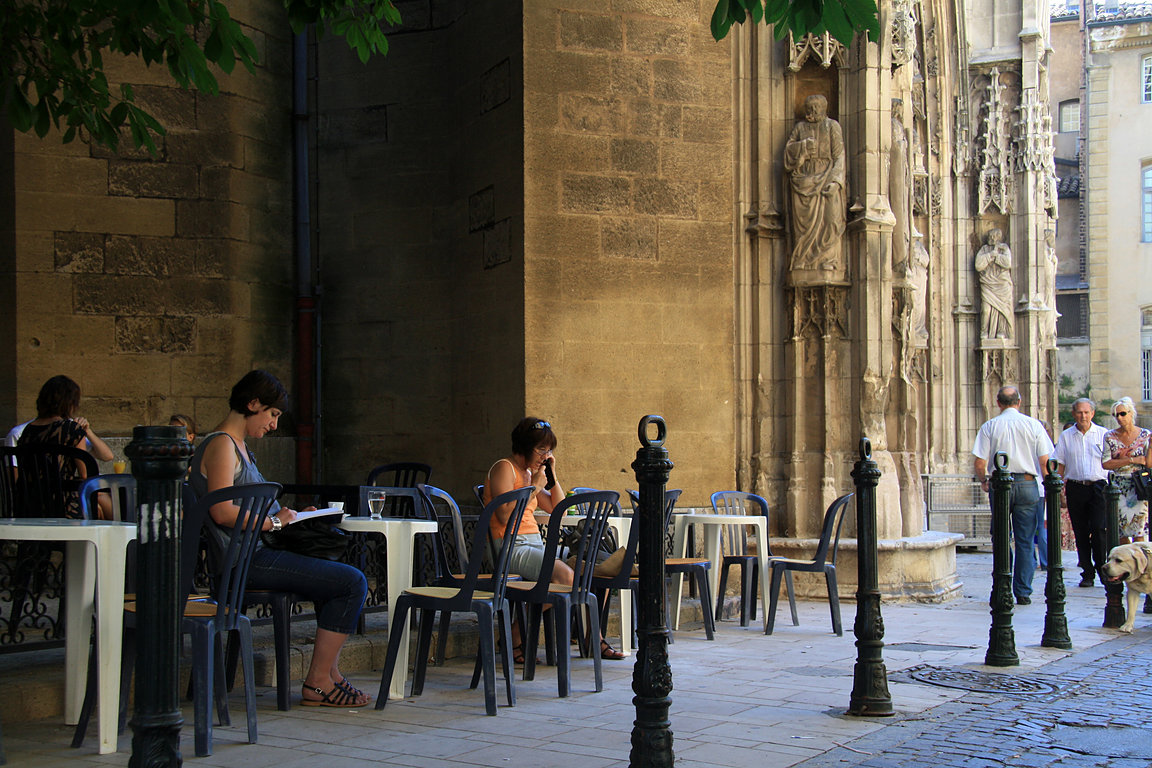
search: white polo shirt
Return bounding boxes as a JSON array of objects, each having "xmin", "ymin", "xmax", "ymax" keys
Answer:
[
  {"xmin": 1052, "ymin": 422, "xmax": 1110, "ymax": 483},
  {"xmin": 972, "ymin": 407, "xmax": 1055, "ymax": 487}
]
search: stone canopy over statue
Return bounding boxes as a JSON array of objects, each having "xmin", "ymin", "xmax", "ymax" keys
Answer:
[
  {"xmin": 784, "ymin": 94, "xmax": 846, "ymax": 273},
  {"xmin": 975, "ymin": 228, "xmax": 1014, "ymax": 342}
]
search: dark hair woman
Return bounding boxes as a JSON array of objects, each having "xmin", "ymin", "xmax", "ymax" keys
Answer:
[
  {"xmin": 18, "ymin": 375, "xmax": 114, "ymax": 518},
  {"xmin": 189, "ymin": 370, "xmax": 370, "ymax": 707},
  {"xmin": 483, "ymin": 417, "xmax": 624, "ymax": 661}
]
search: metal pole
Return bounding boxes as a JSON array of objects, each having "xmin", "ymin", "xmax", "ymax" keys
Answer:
[
  {"xmin": 127, "ymin": 425, "xmax": 193, "ymax": 768},
  {"xmin": 847, "ymin": 437, "xmax": 893, "ymax": 716},
  {"xmin": 1103, "ymin": 476, "xmax": 1125, "ymax": 628},
  {"xmin": 630, "ymin": 415, "xmax": 674, "ymax": 768},
  {"xmin": 985, "ymin": 452, "xmax": 1019, "ymax": 667},
  {"xmin": 1040, "ymin": 459, "xmax": 1070, "ymax": 649}
]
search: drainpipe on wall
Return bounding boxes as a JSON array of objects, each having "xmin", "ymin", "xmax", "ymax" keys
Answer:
[{"xmin": 293, "ymin": 29, "xmax": 316, "ymax": 484}]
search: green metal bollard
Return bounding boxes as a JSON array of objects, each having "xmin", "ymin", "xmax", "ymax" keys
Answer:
[
  {"xmin": 1041, "ymin": 459, "xmax": 1071, "ymax": 649},
  {"xmin": 1103, "ymin": 477, "xmax": 1125, "ymax": 628},
  {"xmin": 629, "ymin": 415, "xmax": 674, "ymax": 768},
  {"xmin": 127, "ymin": 425, "xmax": 193, "ymax": 768},
  {"xmin": 985, "ymin": 452, "xmax": 1019, "ymax": 667},
  {"xmin": 847, "ymin": 437, "xmax": 893, "ymax": 716}
]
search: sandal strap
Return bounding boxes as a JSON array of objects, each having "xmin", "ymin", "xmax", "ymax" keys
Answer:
[
  {"xmin": 304, "ymin": 683, "xmax": 355, "ymax": 706},
  {"xmin": 336, "ymin": 677, "xmax": 366, "ymax": 699}
]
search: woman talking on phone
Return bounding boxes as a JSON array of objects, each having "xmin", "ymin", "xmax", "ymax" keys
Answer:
[
  {"xmin": 483, "ymin": 417, "xmax": 624, "ymax": 661},
  {"xmin": 190, "ymin": 370, "xmax": 370, "ymax": 707}
]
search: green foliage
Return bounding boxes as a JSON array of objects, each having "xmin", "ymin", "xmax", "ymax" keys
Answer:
[
  {"xmin": 711, "ymin": 0, "xmax": 880, "ymax": 46},
  {"xmin": 0, "ymin": 0, "xmax": 400, "ymax": 153}
]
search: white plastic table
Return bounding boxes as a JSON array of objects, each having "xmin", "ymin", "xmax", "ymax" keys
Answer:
[
  {"xmin": 337, "ymin": 517, "xmax": 438, "ymax": 699},
  {"xmin": 670, "ymin": 513, "xmax": 770, "ymax": 633},
  {"xmin": 0, "ymin": 518, "xmax": 136, "ymax": 755}
]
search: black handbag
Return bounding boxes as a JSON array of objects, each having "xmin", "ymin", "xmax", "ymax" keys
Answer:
[
  {"xmin": 1132, "ymin": 467, "xmax": 1152, "ymax": 502},
  {"xmin": 261, "ymin": 518, "xmax": 350, "ymax": 561},
  {"xmin": 560, "ymin": 517, "xmax": 618, "ymax": 559}
]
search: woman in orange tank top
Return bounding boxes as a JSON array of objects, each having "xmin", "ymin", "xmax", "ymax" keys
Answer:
[{"xmin": 484, "ymin": 417, "xmax": 624, "ymax": 661}]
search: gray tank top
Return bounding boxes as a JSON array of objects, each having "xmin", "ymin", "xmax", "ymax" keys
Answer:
[{"xmin": 189, "ymin": 432, "xmax": 279, "ymax": 552}]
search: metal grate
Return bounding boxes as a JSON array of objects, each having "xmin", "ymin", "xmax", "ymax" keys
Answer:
[
  {"xmin": 903, "ymin": 664, "xmax": 1060, "ymax": 696},
  {"xmin": 923, "ymin": 474, "xmax": 991, "ymax": 546}
]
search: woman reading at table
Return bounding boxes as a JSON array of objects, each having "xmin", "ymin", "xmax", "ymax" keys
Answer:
[
  {"xmin": 483, "ymin": 417, "xmax": 625, "ymax": 661},
  {"xmin": 190, "ymin": 370, "xmax": 371, "ymax": 707}
]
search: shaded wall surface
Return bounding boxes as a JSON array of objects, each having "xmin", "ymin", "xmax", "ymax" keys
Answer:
[
  {"xmin": 314, "ymin": 0, "xmax": 526, "ymax": 491},
  {"xmin": 0, "ymin": 2, "xmax": 296, "ymax": 435}
]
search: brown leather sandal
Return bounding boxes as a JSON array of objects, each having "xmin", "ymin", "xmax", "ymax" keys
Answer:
[{"xmin": 600, "ymin": 641, "xmax": 625, "ymax": 660}]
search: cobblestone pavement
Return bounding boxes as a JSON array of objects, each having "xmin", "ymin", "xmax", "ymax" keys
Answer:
[{"xmin": 796, "ymin": 630, "xmax": 1152, "ymax": 768}]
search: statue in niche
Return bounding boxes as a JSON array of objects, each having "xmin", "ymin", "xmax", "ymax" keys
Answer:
[
  {"xmin": 909, "ymin": 231, "xmax": 930, "ymax": 340},
  {"xmin": 975, "ymin": 228, "xmax": 1014, "ymax": 341},
  {"xmin": 1041, "ymin": 229, "xmax": 1059, "ymax": 347},
  {"xmin": 889, "ymin": 100, "xmax": 911, "ymax": 272},
  {"xmin": 784, "ymin": 94, "xmax": 845, "ymax": 271}
]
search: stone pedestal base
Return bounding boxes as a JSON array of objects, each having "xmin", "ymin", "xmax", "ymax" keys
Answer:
[{"xmin": 765, "ymin": 531, "xmax": 963, "ymax": 602}]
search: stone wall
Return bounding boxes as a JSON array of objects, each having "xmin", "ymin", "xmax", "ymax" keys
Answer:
[
  {"xmin": 315, "ymin": 2, "xmax": 737, "ymax": 503},
  {"xmin": 0, "ymin": 0, "xmax": 296, "ymax": 438},
  {"xmin": 521, "ymin": 1, "xmax": 737, "ymax": 504},
  {"xmin": 1085, "ymin": 17, "xmax": 1152, "ymax": 406}
]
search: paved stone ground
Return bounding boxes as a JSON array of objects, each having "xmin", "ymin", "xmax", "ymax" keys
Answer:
[
  {"xmin": 5, "ymin": 551, "xmax": 1152, "ymax": 767},
  {"xmin": 795, "ymin": 630, "xmax": 1152, "ymax": 768}
]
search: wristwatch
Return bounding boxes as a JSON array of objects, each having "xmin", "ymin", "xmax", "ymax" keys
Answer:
[{"xmin": 269, "ymin": 515, "xmax": 282, "ymax": 532}]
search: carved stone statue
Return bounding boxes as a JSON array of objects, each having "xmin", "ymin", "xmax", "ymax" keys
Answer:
[
  {"xmin": 975, "ymin": 228, "xmax": 1014, "ymax": 341},
  {"xmin": 909, "ymin": 231, "xmax": 930, "ymax": 340},
  {"xmin": 784, "ymin": 94, "xmax": 845, "ymax": 271},
  {"xmin": 889, "ymin": 101, "xmax": 911, "ymax": 272},
  {"xmin": 1041, "ymin": 229, "xmax": 1058, "ymax": 347}
]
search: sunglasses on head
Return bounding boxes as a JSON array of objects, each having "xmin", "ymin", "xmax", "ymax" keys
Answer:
[{"xmin": 532, "ymin": 420, "xmax": 550, "ymax": 430}]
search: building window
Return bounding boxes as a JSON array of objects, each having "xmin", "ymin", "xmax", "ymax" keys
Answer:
[
  {"xmin": 1057, "ymin": 292, "xmax": 1089, "ymax": 340},
  {"xmin": 1145, "ymin": 166, "xmax": 1152, "ymax": 242},
  {"xmin": 1059, "ymin": 100, "xmax": 1079, "ymax": 133},
  {"xmin": 1145, "ymin": 348, "xmax": 1152, "ymax": 403},
  {"xmin": 1145, "ymin": 55, "xmax": 1152, "ymax": 103},
  {"xmin": 1144, "ymin": 309, "xmax": 1152, "ymax": 401}
]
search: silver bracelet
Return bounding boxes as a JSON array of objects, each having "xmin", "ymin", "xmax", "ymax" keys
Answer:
[{"xmin": 269, "ymin": 515, "xmax": 282, "ymax": 532}]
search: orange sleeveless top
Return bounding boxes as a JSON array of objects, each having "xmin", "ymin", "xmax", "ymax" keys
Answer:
[{"xmin": 484, "ymin": 458, "xmax": 540, "ymax": 540}]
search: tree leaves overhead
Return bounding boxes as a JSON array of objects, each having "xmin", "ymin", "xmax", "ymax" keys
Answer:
[
  {"xmin": 711, "ymin": 0, "xmax": 880, "ymax": 46},
  {"xmin": 0, "ymin": 0, "xmax": 401, "ymax": 153}
]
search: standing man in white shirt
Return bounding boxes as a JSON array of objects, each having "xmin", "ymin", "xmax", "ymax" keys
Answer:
[
  {"xmin": 1052, "ymin": 398, "xmax": 1110, "ymax": 588},
  {"xmin": 973, "ymin": 385, "xmax": 1055, "ymax": 605}
]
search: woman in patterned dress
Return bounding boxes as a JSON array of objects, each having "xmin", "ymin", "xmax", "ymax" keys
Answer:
[{"xmin": 1101, "ymin": 397, "xmax": 1150, "ymax": 543}]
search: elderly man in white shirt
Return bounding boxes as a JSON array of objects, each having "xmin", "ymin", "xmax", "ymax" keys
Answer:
[
  {"xmin": 1053, "ymin": 398, "xmax": 1110, "ymax": 588},
  {"xmin": 973, "ymin": 385, "xmax": 1055, "ymax": 605}
]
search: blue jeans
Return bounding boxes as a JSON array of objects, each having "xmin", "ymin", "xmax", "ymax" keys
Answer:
[
  {"xmin": 248, "ymin": 546, "xmax": 368, "ymax": 635},
  {"xmin": 1034, "ymin": 508, "xmax": 1048, "ymax": 569},
  {"xmin": 1007, "ymin": 480, "xmax": 1042, "ymax": 598}
]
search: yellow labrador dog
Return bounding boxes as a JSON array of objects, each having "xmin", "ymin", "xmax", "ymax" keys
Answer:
[{"xmin": 1100, "ymin": 542, "xmax": 1152, "ymax": 632}]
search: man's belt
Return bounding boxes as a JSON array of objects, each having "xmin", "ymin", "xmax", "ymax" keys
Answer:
[
  {"xmin": 1010, "ymin": 472, "xmax": 1035, "ymax": 481},
  {"xmin": 1066, "ymin": 478, "xmax": 1106, "ymax": 486}
]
